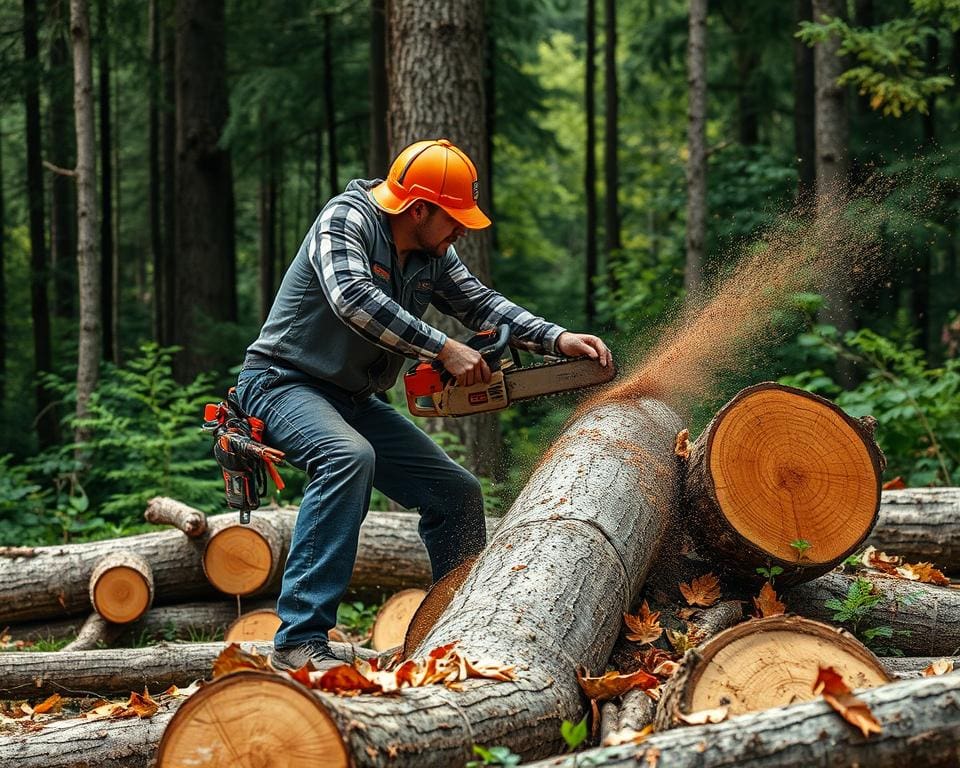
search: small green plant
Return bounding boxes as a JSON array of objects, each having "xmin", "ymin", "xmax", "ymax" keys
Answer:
[
  {"xmin": 842, "ymin": 552, "xmax": 864, "ymax": 569},
  {"xmin": 561, "ymin": 715, "xmax": 588, "ymax": 752},
  {"xmin": 825, "ymin": 576, "xmax": 883, "ymax": 633},
  {"xmin": 336, "ymin": 601, "xmax": 379, "ymax": 637},
  {"xmin": 756, "ymin": 565, "xmax": 784, "ymax": 585},
  {"xmin": 789, "ymin": 539, "xmax": 812, "ymax": 560},
  {"xmin": 466, "ymin": 745, "xmax": 521, "ymax": 767}
]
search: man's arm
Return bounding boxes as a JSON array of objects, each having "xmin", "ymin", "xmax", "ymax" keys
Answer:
[{"xmin": 309, "ymin": 201, "xmax": 447, "ymax": 360}]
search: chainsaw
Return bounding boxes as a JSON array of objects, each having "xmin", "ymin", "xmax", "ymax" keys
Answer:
[{"xmin": 404, "ymin": 324, "xmax": 616, "ymax": 417}]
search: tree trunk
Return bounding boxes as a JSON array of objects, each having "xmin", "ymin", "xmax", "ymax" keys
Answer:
[
  {"xmin": 156, "ymin": 399, "xmax": 684, "ymax": 766},
  {"xmin": 0, "ymin": 508, "xmax": 482, "ymax": 624},
  {"xmin": 812, "ymin": 0, "xmax": 854, "ymax": 386},
  {"xmin": 793, "ymin": 0, "xmax": 816, "ymax": 205},
  {"xmin": 173, "ymin": 0, "xmax": 236, "ymax": 381},
  {"xmin": 603, "ymin": 0, "xmax": 621, "ymax": 302},
  {"xmin": 97, "ymin": 0, "xmax": 115, "ymax": 365},
  {"xmin": 23, "ymin": 0, "xmax": 60, "ymax": 449},
  {"xmin": 323, "ymin": 13, "xmax": 339, "ymax": 198},
  {"xmin": 159, "ymin": 3, "xmax": 176, "ymax": 347},
  {"xmin": 683, "ymin": 383, "xmax": 882, "ymax": 583},
  {"xmin": 0, "ymin": 129, "xmax": 5, "ymax": 404},
  {"xmin": 258, "ymin": 133, "xmax": 278, "ymax": 322},
  {"xmin": 367, "ymin": 0, "xmax": 388, "ymax": 177},
  {"xmin": 654, "ymin": 616, "xmax": 890, "ymax": 729},
  {"xmin": 148, "ymin": 0, "xmax": 162, "ymax": 343},
  {"xmin": 72, "ymin": 0, "xmax": 101, "ymax": 447},
  {"xmin": 585, "ymin": 0, "xmax": 598, "ymax": 325},
  {"xmin": 523, "ymin": 673, "xmax": 960, "ymax": 768},
  {"xmin": 386, "ymin": 0, "xmax": 500, "ymax": 477},
  {"xmin": 786, "ymin": 570, "xmax": 960, "ymax": 657},
  {"xmin": 868, "ymin": 487, "xmax": 960, "ymax": 570},
  {"xmin": 48, "ymin": 0, "xmax": 77, "ymax": 321},
  {"xmin": 684, "ymin": 0, "xmax": 708, "ymax": 298}
]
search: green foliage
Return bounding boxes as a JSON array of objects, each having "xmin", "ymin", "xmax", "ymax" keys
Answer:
[
  {"xmin": 789, "ymin": 539, "xmax": 812, "ymax": 559},
  {"xmin": 560, "ymin": 716, "xmax": 589, "ymax": 752},
  {"xmin": 756, "ymin": 565, "xmax": 784, "ymax": 584},
  {"xmin": 824, "ymin": 576, "xmax": 882, "ymax": 633},
  {"xmin": 336, "ymin": 601, "xmax": 379, "ymax": 637},
  {"xmin": 466, "ymin": 745, "xmax": 522, "ymax": 767}
]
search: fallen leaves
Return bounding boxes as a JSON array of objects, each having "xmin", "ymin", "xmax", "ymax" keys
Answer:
[
  {"xmin": 752, "ymin": 582, "xmax": 786, "ymax": 618},
  {"xmin": 576, "ymin": 667, "xmax": 658, "ymax": 701},
  {"xmin": 859, "ymin": 546, "xmax": 951, "ymax": 585},
  {"xmin": 602, "ymin": 723, "xmax": 652, "ymax": 746},
  {"xmin": 674, "ymin": 429, "xmax": 691, "ymax": 459},
  {"xmin": 213, "ymin": 643, "xmax": 272, "ymax": 678},
  {"xmin": 624, "ymin": 602, "xmax": 663, "ymax": 645},
  {"xmin": 923, "ymin": 659, "xmax": 954, "ymax": 676},
  {"xmin": 677, "ymin": 705, "xmax": 728, "ymax": 725},
  {"xmin": 813, "ymin": 666, "xmax": 882, "ymax": 738},
  {"xmin": 679, "ymin": 574, "xmax": 721, "ymax": 608}
]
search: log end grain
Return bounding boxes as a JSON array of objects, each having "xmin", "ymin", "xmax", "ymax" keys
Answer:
[
  {"xmin": 371, "ymin": 588, "xmax": 426, "ymax": 652},
  {"xmin": 157, "ymin": 672, "xmax": 349, "ymax": 768},
  {"xmin": 203, "ymin": 518, "xmax": 282, "ymax": 596},
  {"xmin": 224, "ymin": 609, "xmax": 283, "ymax": 643},
  {"xmin": 89, "ymin": 552, "xmax": 155, "ymax": 624}
]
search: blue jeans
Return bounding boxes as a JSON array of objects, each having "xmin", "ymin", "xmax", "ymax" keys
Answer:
[{"xmin": 234, "ymin": 363, "xmax": 486, "ymax": 649}]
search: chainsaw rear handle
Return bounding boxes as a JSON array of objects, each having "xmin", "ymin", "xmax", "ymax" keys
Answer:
[{"xmin": 466, "ymin": 324, "xmax": 511, "ymax": 372}]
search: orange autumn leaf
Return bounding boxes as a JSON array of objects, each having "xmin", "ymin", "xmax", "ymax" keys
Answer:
[
  {"xmin": 317, "ymin": 664, "xmax": 382, "ymax": 695},
  {"xmin": 624, "ymin": 602, "xmax": 663, "ymax": 645},
  {"xmin": 813, "ymin": 666, "xmax": 882, "ymax": 738},
  {"xmin": 753, "ymin": 582, "xmax": 786, "ymax": 618},
  {"xmin": 896, "ymin": 561, "xmax": 951, "ymax": 586},
  {"xmin": 881, "ymin": 476, "xmax": 906, "ymax": 490},
  {"xmin": 31, "ymin": 693, "xmax": 61, "ymax": 715},
  {"xmin": 126, "ymin": 690, "xmax": 159, "ymax": 719},
  {"xmin": 214, "ymin": 643, "xmax": 272, "ymax": 678},
  {"xmin": 576, "ymin": 667, "xmax": 658, "ymax": 701},
  {"xmin": 923, "ymin": 659, "xmax": 954, "ymax": 676},
  {"xmin": 861, "ymin": 546, "xmax": 901, "ymax": 574},
  {"xmin": 679, "ymin": 573, "xmax": 721, "ymax": 607}
]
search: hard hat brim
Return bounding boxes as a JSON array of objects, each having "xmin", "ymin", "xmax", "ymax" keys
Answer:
[
  {"xmin": 442, "ymin": 203, "xmax": 492, "ymax": 230},
  {"xmin": 370, "ymin": 182, "xmax": 492, "ymax": 230}
]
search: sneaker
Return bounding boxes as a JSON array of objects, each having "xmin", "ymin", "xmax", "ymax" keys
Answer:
[{"xmin": 271, "ymin": 639, "xmax": 342, "ymax": 672}]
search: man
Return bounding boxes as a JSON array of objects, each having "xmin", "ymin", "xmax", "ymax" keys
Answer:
[{"xmin": 236, "ymin": 138, "xmax": 611, "ymax": 670}]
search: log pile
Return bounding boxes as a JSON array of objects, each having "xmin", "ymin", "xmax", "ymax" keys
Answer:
[{"xmin": 2, "ymin": 382, "xmax": 960, "ymax": 768}]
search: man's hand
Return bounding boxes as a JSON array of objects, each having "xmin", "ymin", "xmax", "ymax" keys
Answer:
[
  {"xmin": 437, "ymin": 338, "xmax": 492, "ymax": 387},
  {"xmin": 557, "ymin": 332, "xmax": 613, "ymax": 368}
]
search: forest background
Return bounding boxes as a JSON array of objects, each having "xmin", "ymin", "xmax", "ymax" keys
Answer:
[{"xmin": 0, "ymin": 0, "xmax": 958, "ymax": 549}]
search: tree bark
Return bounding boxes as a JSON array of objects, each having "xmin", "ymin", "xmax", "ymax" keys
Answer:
[
  {"xmin": 786, "ymin": 570, "xmax": 960, "ymax": 657},
  {"xmin": 148, "ymin": 0, "xmax": 162, "ymax": 342},
  {"xmin": 367, "ymin": 0, "xmax": 388, "ymax": 178},
  {"xmin": 23, "ymin": 0, "xmax": 60, "ymax": 449},
  {"xmin": 97, "ymin": 0, "xmax": 115, "ymax": 364},
  {"xmin": 258, "ymin": 131, "xmax": 278, "ymax": 322},
  {"xmin": 0, "ymin": 508, "xmax": 485, "ymax": 623},
  {"xmin": 684, "ymin": 0, "xmax": 708, "ymax": 298},
  {"xmin": 793, "ymin": 0, "xmax": 816, "ymax": 205},
  {"xmin": 0, "ymin": 128, "xmax": 5, "ymax": 403},
  {"xmin": 173, "ymin": 0, "xmax": 236, "ymax": 380},
  {"xmin": 603, "ymin": 0, "xmax": 621, "ymax": 301},
  {"xmin": 867, "ymin": 487, "xmax": 960, "ymax": 570},
  {"xmin": 159, "ymin": 2, "xmax": 176, "ymax": 347},
  {"xmin": 144, "ymin": 496, "xmax": 208, "ymax": 537},
  {"xmin": 386, "ymin": 0, "xmax": 500, "ymax": 477},
  {"xmin": 156, "ymin": 399, "xmax": 684, "ymax": 766},
  {"xmin": 48, "ymin": 0, "xmax": 76, "ymax": 321},
  {"xmin": 880, "ymin": 656, "xmax": 960, "ymax": 679},
  {"xmin": 683, "ymin": 383, "xmax": 882, "ymax": 583},
  {"xmin": 524, "ymin": 673, "xmax": 960, "ymax": 768},
  {"xmin": 323, "ymin": 13, "xmax": 339, "ymax": 198},
  {"xmin": 585, "ymin": 0, "xmax": 598, "ymax": 325},
  {"xmin": 72, "ymin": 0, "xmax": 101, "ymax": 447}
]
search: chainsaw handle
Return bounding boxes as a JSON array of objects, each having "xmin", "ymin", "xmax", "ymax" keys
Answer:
[{"xmin": 468, "ymin": 324, "xmax": 511, "ymax": 372}]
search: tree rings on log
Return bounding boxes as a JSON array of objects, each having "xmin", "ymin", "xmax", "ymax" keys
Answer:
[
  {"xmin": 685, "ymin": 383, "xmax": 882, "ymax": 581},
  {"xmin": 371, "ymin": 588, "xmax": 426, "ymax": 652},
  {"xmin": 224, "ymin": 609, "xmax": 282, "ymax": 642},
  {"xmin": 89, "ymin": 551, "xmax": 155, "ymax": 624},
  {"xmin": 203, "ymin": 517, "xmax": 283, "ymax": 596},
  {"xmin": 403, "ymin": 556, "xmax": 476, "ymax": 657},
  {"xmin": 156, "ymin": 671, "xmax": 348, "ymax": 768},
  {"xmin": 655, "ymin": 615, "xmax": 891, "ymax": 729}
]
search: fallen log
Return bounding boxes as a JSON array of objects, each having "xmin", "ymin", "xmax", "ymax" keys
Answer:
[
  {"xmin": 202, "ymin": 515, "xmax": 284, "ymax": 596},
  {"xmin": 654, "ymin": 615, "xmax": 890, "ymax": 729},
  {"xmin": 868, "ymin": 487, "xmax": 960, "ymax": 571},
  {"xmin": 684, "ymin": 383, "xmax": 883, "ymax": 584},
  {"xmin": 523, "ymin": 672, "xmax": 960, "ymax": 768},
  {"xmin": 785, "ymin": 570, "xmax": 960, "ymax": 657},
  {"xmin": 224, "ymin": 609, "xmax": 282, "ymax": 642},
  {"xmin": 0, "ymin": 507, "xmax": 483, "ymax": 624},
  {"xmin": 881, "ymin": 656, "xmax": 959, "ymax": 679},
  {"xmin": 370, "ymin": 588, "xmax": 425, "ymax": 651},
  {"xmin": 0, "ymin": 641, "xmax": 372, "ymax": 700},
  {"xmin": 60, "ymin": 614, "xmax": 125, "ymax": 652},
  {"xmin": 144, "ymin": 496, "xmax": 207, "ymax": 537},
  {"xmin": 403, "ymin": 556, "xmax": 476, "ymax": 657},
  {"xmin": 89, "ymin": 551, "xmax": 154, "ymax": 623},
  {"xmin": 156, "ymin": 399, "xmax": 685, "ymax": 766}
]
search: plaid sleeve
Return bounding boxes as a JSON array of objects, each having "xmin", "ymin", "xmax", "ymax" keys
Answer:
[
  {"xmin": 432, "ymin": 250, "xmax": 566, "ymax": 355},
  {"xmin": 308, "ymin": 201, "xmax": 447, "ymax": 359}
]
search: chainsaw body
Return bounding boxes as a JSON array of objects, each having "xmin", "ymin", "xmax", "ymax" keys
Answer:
[{"xmin": 404, "ymin": 325, "xmax": 616, "ymax": 418}]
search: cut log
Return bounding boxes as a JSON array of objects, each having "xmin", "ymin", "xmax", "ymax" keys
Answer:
[
  {"xmin": 370, "ymin": 588, "xmax": 426, "ymax": 652},
  {"xmin": 684, "ymin": 383, "xmax": 882, "ymax": 583},
  {"xmin": 202, "ymin": 515, "xmax": 284, "ymax": 596},
  {"xmin": 785, "ymin": 570, "xmax": 960, "ymax": 657},
  {"xmin": 403, "ymin": 556, "xmax": 476, "ymax": 657},
  {"xmin": 881, "ymin": 656, "xmax": 959, "ymax": 679},
  {"xmin": 89, "ymin": 551, "xmax": 155, "ymax": 624},
  {"xmin": 0, "ymin": 641, "xmax": 372, "ymax": 700},
  {"xmin": 224, "ymin": 608, "xmax": 282, "ymax": 642},
  {"xmin": 60, "ymin": 613, "xmax": 125, "ymax": 651},
  {"xmin": 523, "ymin": 673, "xmax": 960, "ymax": 768},
  {"xmin": 144, "ymin": 496, "xmax": 207, "ymax": 537},
  {"xmin": 868, "ymin": 487, "xmax": 960, "ymax": 571},
  {"xmin": 0, "ymin": 507, "xmax": 477, "ymax": 624},
  {"xmin": 156, "ymin": 399, "xmax": 685, "ymax": 766},
  {"xmin": 655, "ymin": 615, "xmax": 890, "ymax": 729}
]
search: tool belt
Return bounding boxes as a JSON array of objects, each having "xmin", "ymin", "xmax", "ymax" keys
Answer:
[{"xmin": 202, "ymin": 390, "xmax": 285, "ymax": 524}]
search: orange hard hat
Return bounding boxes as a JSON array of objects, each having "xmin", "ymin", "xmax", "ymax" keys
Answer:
[{"xmin": 370, "ymin": 139, "xmax": 491, "ymax": 229}]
